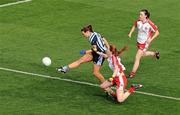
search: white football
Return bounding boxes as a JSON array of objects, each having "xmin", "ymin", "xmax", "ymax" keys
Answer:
[{"xmin": 42, "ymin": 57, "xmax": 51, "ymax": 66}]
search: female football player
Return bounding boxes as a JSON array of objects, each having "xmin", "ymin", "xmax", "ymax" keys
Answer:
[
  {"xmin": 97, "ymin": 45, "xmax": 143, "ymax": 103},
  {"xmin": 57, "ymin": 25, "xmax": 110, "ymax": 83},
  {"xmin": 128, "ymin": 9, "xmax": 160, "ymax": 78}
]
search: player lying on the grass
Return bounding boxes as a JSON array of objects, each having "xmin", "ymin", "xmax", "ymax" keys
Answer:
[
  {"xmin": 96, "ymin": 45, "xmax": 143, "ymax": 103},
  {"xmin": 57, "ymin": 25, "xmax": 110, "ymax": 83},
  {"xmin": 128, "ymin": 9, "xmax": 160, "ymax": 78}
]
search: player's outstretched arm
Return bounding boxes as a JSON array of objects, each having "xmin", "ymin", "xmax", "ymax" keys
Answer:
[
  {"xmin": 128, "ymin": 25, "xmax": 136, "ymax": 38},
  {"xmin": 96, "ymin": 51, "xmax": 108, "ymax": 58}
]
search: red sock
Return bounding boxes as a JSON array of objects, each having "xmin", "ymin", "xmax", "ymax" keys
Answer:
[
  {"xmin": 128, "ymin": 87, "xmax": 135, "ymax": 93},
  {"xmin": 112, "ymin": 92, "xmax": 117, "ymax": 97},
  {"xmin": 130, "ymin": 71, "xmax": 135, "ymax": 76}
]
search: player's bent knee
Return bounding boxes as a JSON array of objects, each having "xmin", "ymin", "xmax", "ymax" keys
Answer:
[
  {"xmin": 142, "ymin": 52, "xmax": 146, "ymax": 56},
  {"xmin": 100, "ymin": 84, "xmax": 105, "ymax": 89},
  {"xmin": 117, "ymin": 98, "xmax": 124, "ymax": 103}
]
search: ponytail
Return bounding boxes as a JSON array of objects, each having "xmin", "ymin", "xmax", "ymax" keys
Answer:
[
  {"xmin": 110, "ymin": 45, "xmax": 128, "ymax": 57},
  {"xmin": 110, "ymin": 45, "xmax": 119, "ymax": 56},
  {"xmin": 118, "ymin": 46, "xmax": 128, "ymax": 56}
]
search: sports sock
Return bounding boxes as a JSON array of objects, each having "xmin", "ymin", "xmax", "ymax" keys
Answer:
[
  {"xmin": 63, "ymin": 65, "xmax": 70, "ymax": 72},
  {"xmin": 111, "ymin": 92, "xmax": 117, "ymax": 97},
  {"xmin": 128, "ymin": 87, "xmax": 135, "ymax": 93},
  {"xmin": 129, "ymin": 71, "xmax": 135, "ymax": 77}
]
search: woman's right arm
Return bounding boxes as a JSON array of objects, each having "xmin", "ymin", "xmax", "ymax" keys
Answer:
[
  {"xmin": 96, "ymin": 51, "xmax": 108, "ymax": 58},
  {"xmin": 128, "ymin": 25, "xmax": 136, "ymax": 38},
  {"xmin": 92, "ymin": 45, "xmax": 110, "ymax": 58}
]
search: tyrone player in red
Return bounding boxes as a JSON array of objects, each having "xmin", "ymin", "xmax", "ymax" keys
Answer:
[
  {"xmin": 128, "ymin": 9, "xmax": 160, "ymax": 78},
  {"xmin": 97, "ymin": 45, "xmax": 143, "ymax": 103}
]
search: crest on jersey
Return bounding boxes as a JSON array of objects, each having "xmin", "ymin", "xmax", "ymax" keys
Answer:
[{"xmin": 145, "ymin": 27, "xmax": 148, "ymax": 31}]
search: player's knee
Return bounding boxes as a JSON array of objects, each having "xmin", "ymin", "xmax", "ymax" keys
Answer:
[
  {"xmin": 100, "ymin": 84, "xmax": 105, "ymax": 89},
  {"xmin": 100, "ymin": 84, "xmax": 104, "ymax": 89},
  {"xmin": 142, "ymin": 52, "xmax": 146, "ymax": 56},
  {"xmin": 136, "ymin": 51, "xmax": 143, "ymax": 59},
  {"xmin": 117, "ymin": 97, "xmax": 124, "ymax": 103}
]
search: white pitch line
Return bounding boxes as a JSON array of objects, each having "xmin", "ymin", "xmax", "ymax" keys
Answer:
[
  {"xmin": 0, "ymin": 0, "xmax": 32, "ymax": 8},
  {"xmin": 135, "ymin": 91, "xmax": 180, "ymax": 101},
  {"xmin": 0, "ymin": 67, "xmax": 180, "ymax": 101}
]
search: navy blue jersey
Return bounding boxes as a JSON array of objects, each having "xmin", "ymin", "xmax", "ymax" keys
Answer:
[{"xmin": 89, "ymin": 32, "xmax": 107, "ymax": 52}]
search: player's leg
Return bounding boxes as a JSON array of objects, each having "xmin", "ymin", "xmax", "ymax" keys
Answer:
[
  {"xmin": 100, "ymin": 80, "xmax": 112, "ymax": 89},
  {"xmin": 69, "ymin": 54, "xmax": 92, "ymax": 68},
  {"xmin": 129, "ymin": 49, "xmax": 143, "ymax": 78},
  {"xmin": 143, "ymin": 51, "xmax": 155, "ymax": 56},
  {"xmin": 143, "ymin": 51, "xmax": 160, "ymax": 59},
  {"xmin": 93, "ymin": 64, "xmax": 105, "ymax": 83},
  {"xmin": 116, "ymin": 84, "xmax": 143, "ymax": 103},
  {"xmin": 100, "ymin": 80, "xmax": 113, "ymax": 94},
  {"xmin": 142, "ymin": 43, "xmax": 160, "ymax": 59},
  {"xmin": 57, "ymin": 54, "xmax": 93, "ymax": 73},
  {"xmin": 116, "ymin": 87, "xmax": 128, "ymax": 103},
  {"xmin": 100, "ymin": 80, "xmax": 116, "ymax": 98},
  {"xmin": 92, "ymin": 53, "xmax": 106, "ymax": 83},
  {"xmin": 116, "ymin": 75, "xmax": 130, "ymax": 102}
]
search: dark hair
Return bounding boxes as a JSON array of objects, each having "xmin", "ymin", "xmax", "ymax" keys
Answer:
[
  {"xmin": 141, "ymin": 9, "xmax": 150, "ymax": 18},
  {"xmin": 110, "ymin": 45, "xmax": 128, "ymax": 57},
  {"xmin": 110, "ymin": 45, "xmax": 120, "ymax": 57},
  {"xmin": 81, "ymin": 25, "xmax": 93, "ymax": 32}
]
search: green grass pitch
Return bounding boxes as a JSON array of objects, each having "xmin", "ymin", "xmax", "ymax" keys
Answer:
[{"xmin": 0, "ymin": 0, "xmax": 180, "ymax": 114}]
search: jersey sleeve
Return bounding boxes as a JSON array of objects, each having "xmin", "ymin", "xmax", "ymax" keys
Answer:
[
  {"xmin": 134, "ymin": 19, "xmax": 139, "ymax": 27},
  {"xmin": 90, "ymin": 35, "xmax": 97, "ymax": 45},
  {"xmin": 148, "ymin": 20, "xmax": 158, "ymax": 32},
  {"xmin": 115, "ymin": 57, "xmax": 123, "ymax": 73},
  {"xmin": 112, "ymin": 55, "xmax": 116, "ymax": 67}
]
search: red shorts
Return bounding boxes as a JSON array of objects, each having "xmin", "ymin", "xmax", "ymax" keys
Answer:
[
  {"xmin": 111, "ymin": 75, "xmax": 127, "ymax": 89},
  {"xmin": 137, "ymin": 42, "xmax": 149, "ymax": 50}
]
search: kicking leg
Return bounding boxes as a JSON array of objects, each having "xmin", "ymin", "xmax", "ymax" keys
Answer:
[
  {"xmin": 57, "ymin": 54, "xmax": 92, "ymax": 73},
  {"xmin": 69, "ymin": 54, "xmax": 92, "ymax": 69}
]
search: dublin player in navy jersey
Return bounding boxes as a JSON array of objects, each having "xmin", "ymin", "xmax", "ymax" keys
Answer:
[{"xmin": 57, "ymin": 25, "xmax": 110, "ymax": 83}]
